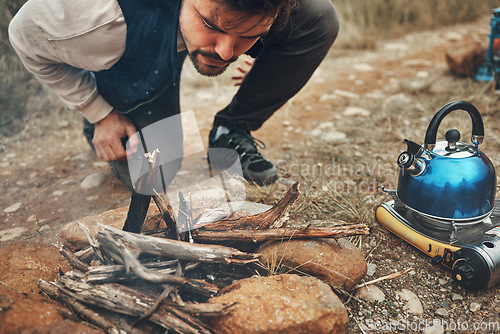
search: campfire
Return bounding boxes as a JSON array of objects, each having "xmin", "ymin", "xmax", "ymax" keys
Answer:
[{"xmin": 39, "ymin": 152, "xmax": 369, "ymax": 333}]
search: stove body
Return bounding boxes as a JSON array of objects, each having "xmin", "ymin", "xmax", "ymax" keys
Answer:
[{"xmin": 376, "ymin": 190, "xmax": 500, "ymax": 290}]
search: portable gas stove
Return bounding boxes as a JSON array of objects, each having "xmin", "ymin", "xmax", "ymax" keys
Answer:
[
  {"xmin": 376, "ymin": 189, "xmax": 500, "ymax": 290},
  {"xmin": 375, "ymin": 100, "xmax": 500, "ymax": 290}
]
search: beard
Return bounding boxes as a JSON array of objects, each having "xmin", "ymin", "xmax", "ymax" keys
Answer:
[
  {"xmin": 180, "ymin": 30, "xmax": 239, "ymax": 77},
  {"xmin": 187, "ymin": 49, "xmax": 238, "ymax": 77}
]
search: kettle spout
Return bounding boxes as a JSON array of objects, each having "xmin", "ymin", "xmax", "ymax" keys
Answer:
[{"xmin": 397, "ymin": 139, "xmax": 426, "ymax": 176}]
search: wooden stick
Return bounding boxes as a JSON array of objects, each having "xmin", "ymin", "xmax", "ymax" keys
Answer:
[
  {"xmin": 77, "ymin": 222, "xmax": 110, "ymax": 264},
  {"xmin": 60, "ymin": 246, "xmax": 89, "ymax": 272},
  {"xmin": 152, "ymin": 191, "xmax": 178, "ymax": 239},
  {"xmin": 354, "ymin": 267, "xmax": 414, "ymax": 290},
  {"xmin": 204, "ymin": 182, "xmax": 300, "ymax": 230},
  {"xmin": 85, "ymin": 261, "xmax": 199, "ymax": 284},
  {"xmin": 134, "ymin": 285, "xmax": 176, "ymax": 325},
  {"xmin": 192, "ymin": 224, "xmax": 370, "ymax": 243},
  {"xmin": 74, "ymin": 246, "xmax": 96, "ymax": 264}
]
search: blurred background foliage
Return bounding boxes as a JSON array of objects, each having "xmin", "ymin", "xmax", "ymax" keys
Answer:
[{"xmin": 1, "ymin": 0, "xmax": 499, "ymax": 137}]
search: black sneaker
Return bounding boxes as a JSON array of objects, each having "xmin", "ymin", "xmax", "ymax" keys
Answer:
[{"xmin": 208, "ymin": 126, "xmax": 278, "ymax": 185}]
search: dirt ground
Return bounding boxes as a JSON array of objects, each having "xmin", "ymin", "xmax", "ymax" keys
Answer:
[{"xmin": 1, "ymin": 16, "xmax": 500, "ymax": 333}]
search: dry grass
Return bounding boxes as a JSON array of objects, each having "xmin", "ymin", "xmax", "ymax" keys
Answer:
[{"xmin": 334, "ymin": 0, "xmax": 499, "ymax": 49}]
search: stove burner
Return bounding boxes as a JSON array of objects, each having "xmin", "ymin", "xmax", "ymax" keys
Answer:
[
  {"xmin": 382, "ymin": 187, "xmax": 491, "ymax": 231},
  {"xmin": 408, "ymin": 206, "xmax": 487, "ymax": 231}
]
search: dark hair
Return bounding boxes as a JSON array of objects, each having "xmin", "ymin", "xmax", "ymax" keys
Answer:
[{"xmin": 216, "ymin": 0, "xmax": 297, "ymax": 30}]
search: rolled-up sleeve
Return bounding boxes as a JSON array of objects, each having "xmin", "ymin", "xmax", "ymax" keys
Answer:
[{"xmin": 8, "ymin": 0, "xmax": 127, "ymax": 123}]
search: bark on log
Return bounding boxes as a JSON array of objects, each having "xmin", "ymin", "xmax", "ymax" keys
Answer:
[
  {"xmin": 53, "ymin": 276, "xmax": 233, "ymax": 333},
  {"xmin": 152, "ymin": 192, "xmax": 178, "ymax": 239},
  {"xmin": 39, "ymin": 279, "xmax": 124, "ymax": 334},
  {"xmin": 97, "ymin": 225, "xmax": 260, "ymax": 264},
  {"xmin": 192, "ymin": 224, "xmax": 370, "ymax": 243},
  {"xmin": 203, "ymin": 182, "xmax": 300, "ymax": 230},
  {"xmin": 96, "ymin": 231, "xmax": 217, "ymax": 296},
  {"xmin": 85, "ymin": 261, "xmax": 199, "ymax": 284},
  {"xmin": 60, "ymin": 246, "xmax": 89, "ymax": 272}
]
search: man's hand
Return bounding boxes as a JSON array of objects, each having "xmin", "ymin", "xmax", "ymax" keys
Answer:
[{"xmin": 92, "ymin": 109, "xmax": 139, "ymax": 161}]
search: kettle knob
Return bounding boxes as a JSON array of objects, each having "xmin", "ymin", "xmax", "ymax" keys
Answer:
[{"xmin": 445, "ymin": 129, "xmax": 460, "ymax": 151}]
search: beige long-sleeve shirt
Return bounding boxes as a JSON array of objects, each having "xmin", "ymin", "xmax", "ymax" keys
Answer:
[{"xmin": 9, "ymin": 0, "xmax": 133, "ymax": 123}]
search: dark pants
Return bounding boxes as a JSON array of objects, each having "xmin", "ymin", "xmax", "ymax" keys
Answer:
[
  {"xmin": 213, "ymin": 0, "xmax": 339, "ymax": 130},
  {"xmin": 84, "ymin": 0, "xmax": 339, "ymax": 189}
]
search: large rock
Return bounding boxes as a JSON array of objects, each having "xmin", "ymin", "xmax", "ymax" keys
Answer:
[
  {"xmin": 208, "ymin": 274, "xmax": 348, "ymax": 334},
  {"xmin": 59, "ymin": 205, "xmax": 163, "ymax": 251},
  {"xmin": 257, "ymin": 238, "xmax": 366, "ymax": 291}
]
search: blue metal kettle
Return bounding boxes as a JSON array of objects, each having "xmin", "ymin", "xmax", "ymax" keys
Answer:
[{"xmin": 396, "ymin": 100, "xmax": 497, "ymax": 220}]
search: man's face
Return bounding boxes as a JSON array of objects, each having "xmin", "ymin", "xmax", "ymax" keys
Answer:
[{"xmin": 179, "ymin": 0, "xmax": 274, "ymax": 77}]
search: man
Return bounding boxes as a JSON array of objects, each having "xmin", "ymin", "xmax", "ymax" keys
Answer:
[{"xmin": 9, "ymin": 0, "xmax": 339, "ymax": 188}]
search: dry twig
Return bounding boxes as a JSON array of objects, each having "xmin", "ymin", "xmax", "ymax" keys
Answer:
[{"xmin": 354, "ymin": 267, "xmax": 414, "ymax": 290}]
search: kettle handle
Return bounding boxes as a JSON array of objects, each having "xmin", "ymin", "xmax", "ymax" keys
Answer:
[{"xmin": 424, "ymin": 100, "xmax": 484, "ymax": 150}]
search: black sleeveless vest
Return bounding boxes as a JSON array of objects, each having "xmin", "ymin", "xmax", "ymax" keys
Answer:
[{"xmin": 94, "ymin": 0, "xmax": 182, "ymax": 112}]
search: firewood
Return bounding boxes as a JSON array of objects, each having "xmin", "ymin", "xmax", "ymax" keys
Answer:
[
  {"xmin": 134, "ymin": 285, "xmax": 177, "ymax": 325},
  {"xmin": 152, "ymin": 191, "xmax": 178, "ymax": 239},
  {"xmin": 60, "ymin": 246, "xmax": 89, "ymax": 272},
  {"xmin": 77, "ymin": 222, "xmax": 110, "ymax": 264},
  {"xmin": 53, "ymin": 276, "xmax": 231, "ymax": 333},
  {"xmin": 74, "ymin": 246, "xmax": 97, "ymax": 264},
  {"xmin": 96, "ymin": 232, "xmax": 217, "ymax": 296},
  {"xmin": 97, "ymin": 224, "xmax": 260, "ymax": 265},
  {"xmin": 203, "ymin": 182, "xmax": 300, "ymax": 230},
  {"xmin": 85, "ymin": 261, "xmax": 199, "ymax": 284},
  {"xmin": 39, "ymin": 279, "xmax": 124, "ymax": 334},
  {"xmin": 192, "ymin": 224, "xmax": 370, "ymax": 243}
]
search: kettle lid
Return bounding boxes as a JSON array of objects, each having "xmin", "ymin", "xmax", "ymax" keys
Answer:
[{"xmin": 431, "ymin": 129, "xmax": 476, "ymax": 158}]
